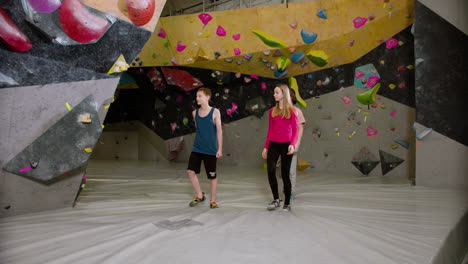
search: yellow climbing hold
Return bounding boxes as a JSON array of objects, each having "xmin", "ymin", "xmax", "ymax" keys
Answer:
[
  {"xmin": 251, "ymin": 29, "xmax": 286, "ymax": 48},
  {"xmin": 65, "ymin": 102, "xmax": 72, "ymax": 111},
  {"xmin": 380, "ymin": 60, "xmax": 385, "ymax": 65},
  {"xmin": 406, "ymin": 65, "xmax": 414, "ymax": 70},
  {"xmin": 276, "ymin": 57, "xmax": 291, "ymax": 71},
  {"xmin": 389, "ymin": 84, "xmax": 396, "ymax": 89},
  {"xmin": 83, "ymin": 148, "xmax": 93, "ymax": 153},
  {"xmin": 306, "ymin": 50, "xmax": 329, "ymax": 67},
  {"xmin": 398, "ymin": 41, "xmax": 404, "ymax": 46},
  {"xmin": 288, "ymin": 77, "xmax": 307, "ymax": 108},
  {"xmin": 297, "ymin": 157, "xmax": 311, "ymax": 171}
]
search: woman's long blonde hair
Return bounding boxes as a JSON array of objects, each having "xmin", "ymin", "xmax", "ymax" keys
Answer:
[{"xmin": 272, "ymin": 84, "xmax": 294, "ymax": 119}]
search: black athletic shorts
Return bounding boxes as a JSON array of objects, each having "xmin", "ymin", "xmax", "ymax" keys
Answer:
[{"xmin": 187, "ymin": 152, "xmax": 217, "ymax": 179}]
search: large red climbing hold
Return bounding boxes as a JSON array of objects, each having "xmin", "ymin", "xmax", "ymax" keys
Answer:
[
  {"xmin": 126, "ymin": 0, "xmax": 155, "ymax": 26},
  {"xmin": 59, "ymin": 0, "xmax": 109, "ymax": 43},
  {"xmin": 0, "ymin": 8, "xmax": 32, "ymax": 52}
]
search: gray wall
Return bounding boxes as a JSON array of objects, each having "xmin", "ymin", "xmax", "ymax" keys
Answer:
[
  {"xmin": 0, "ymin": 79, "xmax": 118, "ymax": 217},
  {"xmin": 414, "ymin": 0, "xmax": 468, "ymax": 189},
  {"xmin": 414, "ymin": 123, "xmax": 468, "ymax": 188},
  {"xmin": 91, "ymin": 121, "xmax": 168, "ymax": 162}
]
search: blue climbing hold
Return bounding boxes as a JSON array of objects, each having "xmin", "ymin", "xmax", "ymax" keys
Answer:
[
  {"xmin": 290, "ymin": 52, "xmax": 306, "ymax": 63},
  {"xmin": 394, "ymin": 139, "xmax": 409, "ymax": 149},
  {"xmin": 274, "ymin": 69, "xmax": 288, "ymax": 78},
  {"xmin": 317, "ymin": 9, "xmax": 327, "ymax": 19},
  {"xmin": 301, "ymin": 29, "xmax": 318, "ymax": 44}
]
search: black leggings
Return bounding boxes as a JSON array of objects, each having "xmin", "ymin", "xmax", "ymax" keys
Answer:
[{"xmin": 267, "ymin": 142, "xmax": 293, "ymax": 205}]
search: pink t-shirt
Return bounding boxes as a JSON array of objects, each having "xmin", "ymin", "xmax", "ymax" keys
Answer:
[
  {"xmin": 294, "ymin": 106, "xmax": 306, "ymax": 124},
  {"xmin": 264, "ymin": 108, "xmax": 298, "ymax": 149}
]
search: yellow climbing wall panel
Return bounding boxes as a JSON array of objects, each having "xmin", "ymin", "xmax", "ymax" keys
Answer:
[{"xmin": 136, "ymin": 0, "xmax": 413, "ymax": 78}]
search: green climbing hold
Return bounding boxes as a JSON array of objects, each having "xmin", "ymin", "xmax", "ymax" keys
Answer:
[
  {"xmin": 251, "ymin": 29, "xmax": 286, "ymax": 48},
  {"xmin": 356, "ymin": 83, "xmax": 381, "ymax": 105}
]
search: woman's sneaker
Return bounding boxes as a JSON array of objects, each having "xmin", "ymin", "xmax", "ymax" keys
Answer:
[
  {"xmin": 267, "ymin": 200, "xmax": 281, "ymax": 210},
  {"xmin": 189, "ymin": 192, "xmax": 205, "ymax": 207},
  {"xmin": 210, "ymin": 202, "xmax": 219, "ymax": 209},
  {"xmin": 283, "ymin": 205, "xmax": 291, "ymax": 212}
]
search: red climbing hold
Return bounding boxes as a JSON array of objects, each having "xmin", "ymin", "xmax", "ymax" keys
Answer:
[
  {"xmin": 59, "ymin": 0, "xmax": 109, "ymax": 43},
  {"xmin": 126, "ymin": 0, "xmax": 155, "ymax": 26},
  {"xmin": 0, "ymin": 8, "xmax": 32, "ymax": 52}
]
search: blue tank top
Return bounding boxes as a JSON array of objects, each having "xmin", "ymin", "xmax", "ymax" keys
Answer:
[{"xmin": 193, "ymin": 107, "xmax": 217, "ymax": 156}]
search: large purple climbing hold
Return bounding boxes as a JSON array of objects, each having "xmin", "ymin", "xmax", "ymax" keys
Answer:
[{"xmin": 27, "ymin": 0, "xmax": 61, "ymax": 13}]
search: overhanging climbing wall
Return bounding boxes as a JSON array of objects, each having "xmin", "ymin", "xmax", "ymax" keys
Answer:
[{"xmin": 136, "ymin": 0, "xmax": 414, "ymax": 78}]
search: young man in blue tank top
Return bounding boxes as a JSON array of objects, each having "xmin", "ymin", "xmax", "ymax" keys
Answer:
[{"xmin": 187, "ymin": 88, "xmax": 223, "ymax": 209}]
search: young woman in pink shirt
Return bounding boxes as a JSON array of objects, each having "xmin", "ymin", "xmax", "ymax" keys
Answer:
[{"xmin": 262, "ymin": 84, "xmax": 298, "ymax": 211}]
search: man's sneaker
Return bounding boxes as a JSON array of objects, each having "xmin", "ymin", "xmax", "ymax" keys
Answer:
[
  {"xmin": 210, "ymin": 202, "xmax": 219, "ymax": 209},
  {"xmin": 283, "ymin": 205, "xmax": 291, "ymax": 211},
  {"xmin": 189, "ymin": 192, "xmax": 205, "ymax": 207},
  {"xmin": 267, "ymin": 200, "xmax": 280, "ymax": 210}
]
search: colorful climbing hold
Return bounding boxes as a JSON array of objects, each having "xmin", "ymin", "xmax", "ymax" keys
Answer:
[
  {"xmin": 28, "ymin": 0, "xmax": 61, "ymax": 13},
  {"xmin": 251, "ymin": 29, "xmax": 286, "ymax": 48},
  {"xmin": 353, "ymin": 17, "xmax": 368, "ymax": 28},
  {"xmin": 366, "ymin": 126, "xmax": 378, "ymax": 136},
  {"xmin": 341, "ymin": 96, "xmax": 352, "ymax": 105},
  {"xmin": 307, "ymin": 50, "xmax": 329, "ymax": 67},
  {"xmin": 288, "ymin": 77, "xmax": 307, "ymax": 108},
  {"xmin": 317, "ymin": 9, "xmax": 327, "ymax": 19},
  {"xmin": 198, "ymin": 13, "xmax": 212, "ymax": 25},
  {"xmin": 216, "ymin": 26, "xmax": 226, "ymax": 36},
  {"xmin": 176, "ymin": 41, "xmax": 186, "ymax": 52},
  {"xmin": 386, "ymin": 38, "xmax": 398, "ymax": 49},
  {"xmin": 276, "ymin": 57, "xmax": 291, "ymax": 71},
  {"xmin": 301, "ymin": 29, "xmax": 318, "ymax": 44},
  {"xmin": 157, "ymin": 28, "xmax": 166, "ymax": 38},
  {"xmin": 356, "ymin": 83, "xmax": 381, "ymax": 105},
  {"xmin": 232, "ymin": 33, "xmax": 240, "ymax": 40}
]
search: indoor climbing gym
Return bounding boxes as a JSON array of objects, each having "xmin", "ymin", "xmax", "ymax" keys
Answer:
[{"xmin": 1, "ymin": 0, "xmax": 467, "ymax": 263}]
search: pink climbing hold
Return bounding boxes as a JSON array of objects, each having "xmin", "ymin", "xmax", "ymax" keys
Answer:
[
  {"xmin": 355, "ymin": 70, "xmax": 365, "ymax": 79},
  {"xmin": 250, "ymin": 74, "xmax": 259, "ymax": 79},
  {"xmin": 386, "ymin": 38, "xmax": 398, "ymax": 49},
  {"xmin": 157, "ymin": 28, "xmax": 166, "ymax": 38},
  {"xmin": 232, "ymin": 33, "xmax": 241, "ymax": 40},
  {"xmin": 19, "ymin": 166, "xmax": 32, "ymax": 173},
  {"xmin": 261, "ymin": 82, "xmax": 267, "ymax": 90},
  {"xmin": 216, "ymin": 26, "xmax": 226, "ymax": 36},
  {"xmin": 366, "ymin": 126, "xmax": 378, "ymax": 136},
  {"xmin": 390, "ymin": 110, "xmax": 397, "ymax": 117},
  {"xmin": 234, "ymin": 48, "xmax": 241, "ymax": 56},
  {"xmin": 364, "ymin": 76, "xmax": 380, "ymax": 88},
  {"xmin": 198, "ymin": 13, "xmax": 213, "ymax": 25},
  {"xmin": 226, "ymin": 102, "xmax": 238, "ymax": 115},
  {"xmin": 176, "ymin": 41, "xmax": 186, "ymax": 52},
  {"xmin": 341, "ymin": 96, "xmax": 352, "ymax": 105},
  {"xmin": 353, "ymin": 17, "xmax": 368, "ymax": 28}
]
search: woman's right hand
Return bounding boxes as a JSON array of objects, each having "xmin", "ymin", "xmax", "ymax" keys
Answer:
[{"xmin": 262, "ymin": 148, "xmax": 268, "ymax": 159}]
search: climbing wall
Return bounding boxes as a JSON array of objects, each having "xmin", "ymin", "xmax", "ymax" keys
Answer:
[
  {"xmin": 0, "ymin": 0, "xmax": 165, "ymax": 217},
  {"xmin": 136, "ymin": 0, "xmax": 414, "ymax": 79},
  {"xmin": 413, "ymin": 1, "xmax": 468, "ymax": 188},
  {"xmin": 106, "ymin": 26, "xmax": 415, "ymax": 141},
  {"xmin": 104, "ymin": 23, "xmax": 415, "ymax": 179}
]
